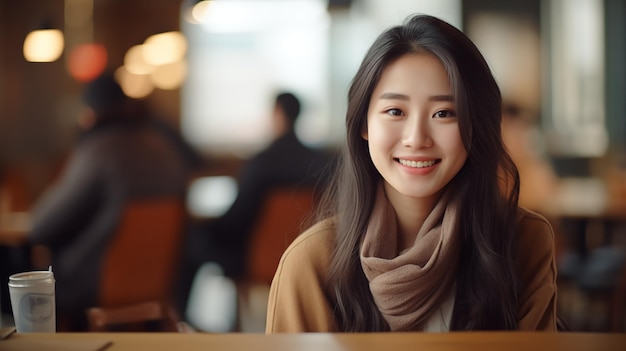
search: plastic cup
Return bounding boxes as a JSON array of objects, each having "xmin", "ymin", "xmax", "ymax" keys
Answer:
[{"xmin": 8, "ymin": 271, "xmax": 56, "ymax": 333}]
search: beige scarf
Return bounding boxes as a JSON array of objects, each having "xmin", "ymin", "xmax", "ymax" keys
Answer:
[{"xmin": 360, "ymin": 185, "xmax": 460, "ymax": 331}]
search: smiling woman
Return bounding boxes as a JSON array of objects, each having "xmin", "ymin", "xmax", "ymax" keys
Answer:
[{"xmin": 265, "ymin": 14, "xmax": 557, "ymax": 333}]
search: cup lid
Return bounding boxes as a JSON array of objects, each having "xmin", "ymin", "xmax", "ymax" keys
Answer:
[{"xmin": 8, "ymin": 271, "xmax": 55, "ymax": 287}]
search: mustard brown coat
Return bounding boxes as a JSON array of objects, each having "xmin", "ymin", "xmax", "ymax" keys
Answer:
[{"xmin": 266, "ymin": 208, "xmax": 557, "ymax": 332}]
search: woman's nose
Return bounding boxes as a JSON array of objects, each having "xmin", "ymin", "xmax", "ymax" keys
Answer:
[{"xmin": 402, "ymin": 116, "xmax": 433, "ymax": 149}]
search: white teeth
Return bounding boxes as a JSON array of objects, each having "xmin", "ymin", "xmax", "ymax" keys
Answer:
[{"xmin": 399, "ymin": 159, "xmax": 436, "ymax": 168}]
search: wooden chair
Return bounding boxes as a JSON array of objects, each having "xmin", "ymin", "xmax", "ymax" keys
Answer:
[
  {"xmin": 246, "ymin": 188, "xmax": 315, "ymax": 286},
  {"xmin": 236, "ymin": 188, "xmax": 316, "ymax": 331},
  {"xmin": 86, "ymin": 198, "xmax": 186, "ymax": 332}
]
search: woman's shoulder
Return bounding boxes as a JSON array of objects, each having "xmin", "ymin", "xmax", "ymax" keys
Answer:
[
  {"xmin": 517, "ymin": 207, "xmax": 555, "ymax": 242},
  {"xmin": 516, "ymin": 207, "xmax": 557, "ymax": 281},
  {"xmin": 280, "ymin": 218, "xmax": 337, "ymax": 267},
  {"xmin": 267, "ymin": 217, "xmax": 338, "ymax": 332},
  {"xmin": 271, "ymin": 217, "xmax": 337, "ymax": 295}
]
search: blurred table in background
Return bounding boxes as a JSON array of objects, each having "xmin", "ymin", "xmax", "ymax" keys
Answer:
[
  {"xmin": 550, "ymin": 177, "xmax": 626, "ymax": 332},
  {"xmin": 550, "ymin": 177, "xmax": 626, "ymax": 256}
]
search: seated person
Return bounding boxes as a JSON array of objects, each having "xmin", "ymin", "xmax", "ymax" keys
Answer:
[
  {"xmin": 265, "ymin": 15, "xmax": 557, "ymax": 333},
  {"xmin": 0, "ymin": 73, "xmax": 191, "ymax": 331},
  {"xmin": 178, "ymin": 92, "xmax": 336, "ymax": 315}
]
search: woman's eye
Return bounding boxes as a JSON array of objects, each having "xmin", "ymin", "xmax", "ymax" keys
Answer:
[
  {"xmin": 385, "ymin": 108, "xmax": 403, "ymax": 116},
  {"xmin": 433, "ymin": 110, "xmax": 456, "ymax": 118}
]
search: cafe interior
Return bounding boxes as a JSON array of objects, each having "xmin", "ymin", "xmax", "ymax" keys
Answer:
[{"xmin": 1, "ymin": 0, "xmax": 625, "ymax": 335}]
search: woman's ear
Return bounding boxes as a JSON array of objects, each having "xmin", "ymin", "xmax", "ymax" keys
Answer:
[{"xmin": 361, "ymin": 123, "xmax": 368, "ymax": 140}]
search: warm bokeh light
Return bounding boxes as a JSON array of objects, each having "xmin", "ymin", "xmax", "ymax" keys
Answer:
[
  {"xmin": 142, "ymin": 31, "xmax": 188, "ymax": 66},
  {"xmin": 67, "ymin": 43, "xmax": 107, "ymax": 82},
  {"xmin": 189, "ymin": 0, "xmax": 212, "ymax": 24},
  {"xmin": 150, "ymin": 60, "xmax": 187, "ymax": 90},
  {"xmin": 114, "ymin": 66, "xmax": 154, "ymax": 99},
  {"xmin": 23, "ymin": 29, "xmax": 65, "ymax": 62},
  {"xmin": 121, "ymin": 31, "xmax": 188, "ymax": 95},
  {"xmin": 124, "ymin": 44, "xmax": 155, "ymax": 75}
]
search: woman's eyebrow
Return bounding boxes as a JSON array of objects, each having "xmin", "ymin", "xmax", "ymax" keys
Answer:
[
  {"xmin": 377, "ymin": 92, "xmax": 454, "ymax": 102},
  {"xmin": 428, "ymin": 95, "xmax": 454, "ymax": 102},
  {"xmin": 378, "ymin": 92, "xmax": 410, "ymax": 100}
]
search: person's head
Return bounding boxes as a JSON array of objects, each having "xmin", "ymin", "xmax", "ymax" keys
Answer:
[
  {"xmin": 344, "ymin": 14, "xmax": 507, "ymax": 203},
  {"xmin": 78, "ymin": 72, "xmax": 128, "ymax": 130},
  {"xmin": 272, "ymin": 92, "xmax": 301, "ymax": 136},
  {"xmin": 326, "ymin": 14, "xmax": 520, "ymax": 332},
  {"xmin": 363, "ymin": 50, "xmax": 467, "ymax": 207}
]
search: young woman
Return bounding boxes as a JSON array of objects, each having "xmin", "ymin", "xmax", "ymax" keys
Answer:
[{"xmin": 265, "ymin": 14, "xmax": 557, "ymax": 332}]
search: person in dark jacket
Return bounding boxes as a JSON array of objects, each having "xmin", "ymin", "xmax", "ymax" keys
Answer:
[
  {"xmin": 178, "ymin": 92, "xmax": 335, "ymax": 319},
  {"xmin": 6, "ymin": 73, "xmax": 191, "ymax": 331}
]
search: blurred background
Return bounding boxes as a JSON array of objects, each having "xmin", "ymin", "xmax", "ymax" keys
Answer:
[{"xmin": 1, "ymin": 0, "xmax": 625, "ymax": 333}]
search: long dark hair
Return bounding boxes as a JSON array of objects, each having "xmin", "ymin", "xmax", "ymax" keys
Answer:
[{"xmin": 318, "ymin": 14, "xmax": 521, "ymax": 331}]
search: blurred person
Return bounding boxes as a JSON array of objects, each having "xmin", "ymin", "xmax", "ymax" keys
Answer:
[
  {"xmin": 265, "ymin": 14, "xmax": 557, "ymax": 333},
  {"xmin": 0, "ymin": 168, "xmax": 33, "ymax": 319},
  {"xmin": 500, "ymin": 102, "xmax": 559, "ymax": 215},
  {"xmin": 500, "ymin": 103, "xmax": 572, "ymax": 272},
  {"xmin": 178, "ymin": 92, "xmax": 335, "ymax": 320},
  {"xmin": 0, "ymin": 72, "xmax": 191, "ymax": 331}
]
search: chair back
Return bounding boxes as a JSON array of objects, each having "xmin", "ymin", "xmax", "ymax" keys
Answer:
[
  {"xmin": 246, "ymin": 188, "xmax": 315, "ymax": 285},
  {"xmin": 99, "ymin": 198, "xmax": 185, "ymax": 307},
  {"xmin": 88, "ymin": 198, "xmax": 186, "ymax": 331}
]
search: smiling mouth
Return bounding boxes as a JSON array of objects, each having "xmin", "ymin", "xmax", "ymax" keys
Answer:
[{"xmin": 396, "ymin": 158, "xmax": 441, "ymax": 168}]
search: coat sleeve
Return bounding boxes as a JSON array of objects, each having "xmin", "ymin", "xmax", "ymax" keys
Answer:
[
  {"xmin": 29, "ymin": 142, "xmax": 102, "ymax": 247},
  {"xmin": 265, "ymin": 222, "xmax": 337, "ymax": 333},
  {"xmin": 517, "ymin": 210, "xmax": 558, "ymax": 331}
]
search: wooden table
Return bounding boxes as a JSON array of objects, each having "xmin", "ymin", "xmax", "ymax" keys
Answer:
[
  {"xmin": 549, "ymin": 177, "xmax": 626, "ymax": 257},
  {"xmin": 1, "ymin": 332, "xmax": 625, "ymax": 351}
]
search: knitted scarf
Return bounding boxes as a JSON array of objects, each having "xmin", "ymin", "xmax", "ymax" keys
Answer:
[{"xmin": 360, "ymin": 185, "xmax": 460, "ymax": 331}]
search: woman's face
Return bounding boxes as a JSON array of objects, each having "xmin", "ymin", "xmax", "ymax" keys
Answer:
[{"xmin": 363, "ymin": 53, "xmax": 467, "ymax": 204}]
